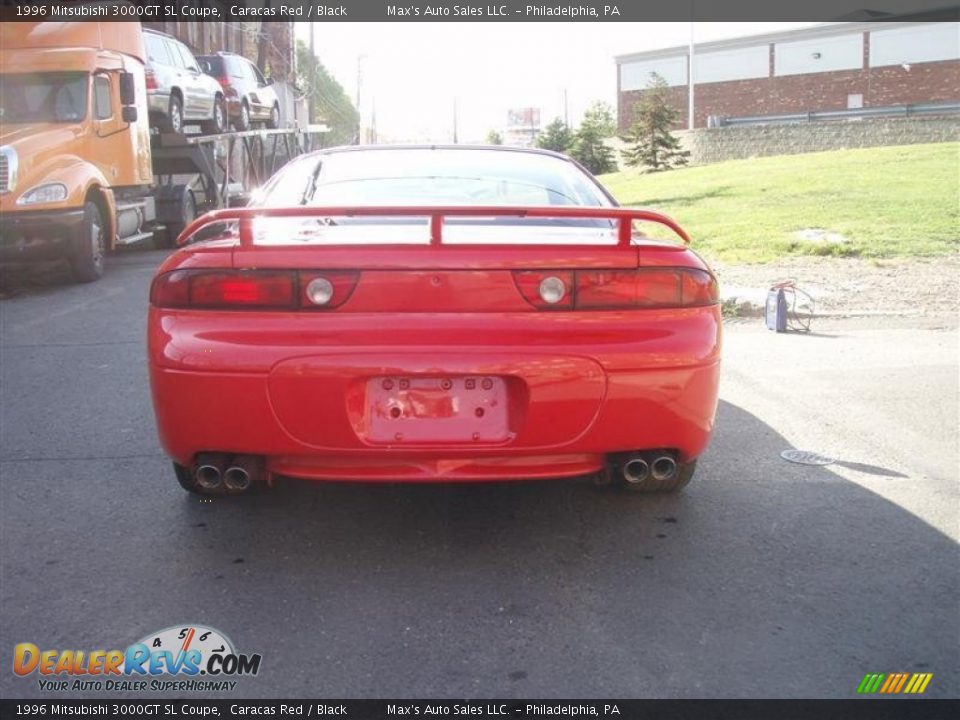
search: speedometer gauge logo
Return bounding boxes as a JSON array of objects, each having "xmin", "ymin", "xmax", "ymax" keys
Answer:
[{"xmin": 128, "ymin": 624, "xmax": 259, "ymax": 677}]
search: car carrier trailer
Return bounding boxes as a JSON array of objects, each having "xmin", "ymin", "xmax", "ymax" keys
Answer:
[{"xmin": 0, "ymin": 20, "xmax": 326, "ymax": 282}]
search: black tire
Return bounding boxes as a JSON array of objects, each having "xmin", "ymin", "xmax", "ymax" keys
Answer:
[
  {"xmin": 266, "ymin": 103, "xmax": 280, "ymax": 129},
  {"xmin": 234, "ymin": 101, "xmax": 251, "ymax": 131},
  {"xmin": 159, "ymin": 190, "xmax": 196, "ymax": 248},
  {"xmin": 621, "ymin": 459, "xmax": 697, "ymax": 494},
  {"xmin": 70, "ymin": 201, "xmax": 106, "ymax": 283},
  {"xmin": 202, "ymin": 96, "xmax": 226, "ymax": 135},
  {"xmin": 164, "ymin": 94, "xmax": 184, "ymax": 134}
]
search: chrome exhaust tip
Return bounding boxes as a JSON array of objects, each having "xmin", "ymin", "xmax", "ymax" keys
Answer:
[
  {"xmin": 223, "ymin": 465, "xmax": 252, "ymax": 491},
  {"xmin": 651, "ymin": 455, "xmax": 678, "ymax": 482},
  {"xmin": 222, "ymin": 455, "xmax": 263, "ymax": 493},
  {"xmin": 623, "ymin": 457, "xmax": 650, "ymax": 484},
  {"xmin": 193, "ymin": 462, "xmax": 222, "ymax": 490}
]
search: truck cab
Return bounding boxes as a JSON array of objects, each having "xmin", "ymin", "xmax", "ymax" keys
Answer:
[{"xmin": 0, "ymin": 21, "xmax": 154, "ymax": 281}]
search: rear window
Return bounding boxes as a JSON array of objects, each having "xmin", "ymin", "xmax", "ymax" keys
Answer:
[
  {"xmin": 144, "ymin": 34, "xmax": 171, "ymax": 66},
  {"xmin": 197, "ymin": 56, "xmax": 224, "ymax": 76},
  {"xmin": 252, "ymin": 148, "xmax": 616, "ymax": 240},
  {"xmin": 262, "ymin": 149, "xmax": 612, "ymax": 209}
]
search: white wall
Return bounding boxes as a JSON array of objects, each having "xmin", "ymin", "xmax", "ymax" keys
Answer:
[
  {"xmin": 620, "ymin": 55, "xmax": 687, "ymax": 90},
  {"xmin": 694, "ymin": 44, "xmax": 769, "ymax": 84},
  {"xmin": 869, "ymin": 23, "xmax": 960, "ymax": 68},
  {"xmin": 775, "ymin": 33, "xmax": 864, "ymax": 76}
]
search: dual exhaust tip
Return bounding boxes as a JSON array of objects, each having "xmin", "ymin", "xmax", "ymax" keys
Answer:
[
  {"xmin": 194, "ymin": 453, "xmax": 262, "ymax": 492},
  {"xmin": 622, "ymin": 453, "xmax": 678, "ymax": 485}
]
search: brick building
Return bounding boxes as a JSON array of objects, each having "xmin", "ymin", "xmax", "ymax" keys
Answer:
[{"xmin": 616, "ymin": 22, "xmax": 960, "ymax": 131}]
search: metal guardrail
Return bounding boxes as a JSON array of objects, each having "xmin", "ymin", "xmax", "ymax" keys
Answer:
[{"xmin": 708, "ymin": 102, "xmax": 960, "ymax": 128}]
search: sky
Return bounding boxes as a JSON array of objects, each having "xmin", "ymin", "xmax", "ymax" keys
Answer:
[{"xmin": 296, "ymin": 22, "xmax": 823, "ymax": 142}]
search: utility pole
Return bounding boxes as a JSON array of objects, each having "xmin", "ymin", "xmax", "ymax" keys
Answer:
[
  {"xmin": 688, "ymin": 21, "xmax": 695, "ymax": 130},
  {"xmin": 564, "ymin": 88, "xmax": 569, "ymax": 127},
  {"xmin": 308, "ymin": 24, "xmax": 316, "ymax": 124},
  {"xmin": 356, "ymin": 54, "xmax": 366, "ymax": 144}
]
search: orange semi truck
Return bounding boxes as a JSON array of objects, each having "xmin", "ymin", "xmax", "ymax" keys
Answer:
[{"xmin": 0, "ymin": 21, "xmax": 205, "ymax": 282}]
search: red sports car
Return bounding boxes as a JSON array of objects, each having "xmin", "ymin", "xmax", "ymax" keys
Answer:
[{"xmin": 148, "ymin": 146, "xmax": 721, "ymax": 495}]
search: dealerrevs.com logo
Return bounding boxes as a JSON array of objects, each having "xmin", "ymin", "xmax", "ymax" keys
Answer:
[{"xmin": 13, "ymin": 625, "xmax": 262, "ymax": 693}]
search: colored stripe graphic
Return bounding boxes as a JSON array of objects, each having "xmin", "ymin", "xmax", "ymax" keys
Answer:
[
  {"xmin": 858, "ymin": 673, "xmax": 885, "ymax": 694},
  {"xmin": 858, "ymin": 672, "xmax": 932, "ymax": 694}
]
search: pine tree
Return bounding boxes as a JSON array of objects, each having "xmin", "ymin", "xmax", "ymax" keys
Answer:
[
  {"xmin": 620, "ymin": 72, "xmax": 689, "ymax": 172},
  {"xmin": 535, "ymin": 117, "xmax": 573, "ymax": 153},
  {"xmin": 569, "ymin": 102, "xmax": 617, "ymax": 175}
]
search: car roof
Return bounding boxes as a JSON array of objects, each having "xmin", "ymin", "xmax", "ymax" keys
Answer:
[{"xmin": 143, "ymin": 29, "xmax": 176, "ymax": 41}]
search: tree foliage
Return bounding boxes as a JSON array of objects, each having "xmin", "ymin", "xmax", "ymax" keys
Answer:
[
  {"xmin": 569, "ymin": 102, "xmax": 617, "ymax": 175},
  {"xmin": 296, "ymin": 40, "xmax": 359, "ymax": 147},
  {"xmin": 485, "ymin": 129, "xmax": 504, "ymax": 145},
  {"xmin": 535, "ymin": 117, "xmax": 573, "ymax": 153},
  {"xmin": 620, "ymin": 72, "xmax": 689, "ymax": 172}
]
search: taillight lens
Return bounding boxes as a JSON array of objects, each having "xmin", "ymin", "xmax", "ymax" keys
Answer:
[
  {"xmin": 513, "ymin": 270, "xmax": 574, "ymax": 310},
  {"xmin": 299, "ymin": 271, "xmax": 359, "ymax": 309},
  {"xmin": 150, "ymin": 270, "xmax": 358, "ymax": 310},
  {"xmin": 145, "ymin": 70, "xmax": 157, "ymax": 91},
  {"xmin": 514, "ymin": 268, "xmax": 717, "ymax": 310}
]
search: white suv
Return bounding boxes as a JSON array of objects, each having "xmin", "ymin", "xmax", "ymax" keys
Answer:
[{"xmin": 143, "ymin": 30, "xmax": 226, "ymax": 135}]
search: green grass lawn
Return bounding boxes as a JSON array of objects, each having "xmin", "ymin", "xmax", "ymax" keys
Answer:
[{"xmin": 599, "ymin": 142, "xmax": 960, "ymax": 263}]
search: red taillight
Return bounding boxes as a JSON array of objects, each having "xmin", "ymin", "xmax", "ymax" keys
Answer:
[
  {"xmin": 145, "ymin": 69, "xmax": 157, "ymax": 91},
  {"xmin": 217, "ymin": 76, "xmax": 231, "ymax": 87},
  {"xmin": 150, "ymin": 270, "xmax": 359, "ymax": 311},
  {"xmin": 514, "ymin": 269, "xmax": 717, "ymax": 310}
]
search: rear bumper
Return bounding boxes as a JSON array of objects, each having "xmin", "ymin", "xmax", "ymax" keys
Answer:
[
  {"xmin": 147, "ymin": 91, "xmax": 170, "ymax": 117},
  {"xmin": 0, "ymin": 207, "xmax": 85, "ymax": 264},
  {"xmin": 149, "ymin": 308, "xmax": 721, "ymax": 481}
]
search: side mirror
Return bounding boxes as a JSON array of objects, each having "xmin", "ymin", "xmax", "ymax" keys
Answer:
[
  {"xmin": 119, "ymin": 72, "xmax": 136, "ymax": 106},
  {"xmin": 122, "ymin": 106, "xmax": 138, "ymax": 123},
  {"xmin": 264, "ymin": 77, "xmax": 274, "ymax": 86}
]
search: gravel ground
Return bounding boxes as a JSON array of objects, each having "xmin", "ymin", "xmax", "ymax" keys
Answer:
[{"xmin": 712, "ymin": 255, "xmax": 960, "ymax": 318}]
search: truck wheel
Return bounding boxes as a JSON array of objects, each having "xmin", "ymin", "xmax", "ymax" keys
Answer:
[
  {"xmin": 266, "ymin": 104, "xmax": 280, "ymax": 129},
  {"xmin": 70, "ymin": 201, "xmax": 106, "ymax": 283},
  {"xmin": 203, "ymin": 96, "xmax": 226, "ymax": 135},
  {"xmin": 160, "ymin": 189, "xmax": 196, "ymax": 248},
  {"xmin": 621, "ymin": 459, "xmax": 697, "ymax": 494},
  {"xmin": 234, "ymin": 101, "xmax": 250, "ymax": 131},
  {"xmin": 165, "ymin": 95, "xmax": 183, "ymax": 134}
]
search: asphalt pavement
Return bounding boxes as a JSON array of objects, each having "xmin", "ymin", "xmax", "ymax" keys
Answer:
[{"xmin": 1, "ymin": 250, "xmax": 957, "ymax": 699}]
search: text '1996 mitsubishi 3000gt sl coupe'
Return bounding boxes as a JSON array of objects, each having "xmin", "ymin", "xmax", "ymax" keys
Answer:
[{"xmin": 148, "ymin": 146, "xmax": 721, "ymax": 496}]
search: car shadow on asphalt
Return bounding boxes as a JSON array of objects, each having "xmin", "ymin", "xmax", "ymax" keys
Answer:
[{"xmin": 166, "ymin": 400, "xmax": 957, "ymax": 698}]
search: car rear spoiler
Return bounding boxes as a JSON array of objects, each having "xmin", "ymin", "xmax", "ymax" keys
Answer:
[{"xmin": 176, "ymin": 206, "xmax": 691, "ymax": 249}]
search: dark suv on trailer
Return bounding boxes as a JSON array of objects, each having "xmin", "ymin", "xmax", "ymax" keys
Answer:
[{"xmin": 197, "ymin": 52, "xmax": 281, "ymax": 131}]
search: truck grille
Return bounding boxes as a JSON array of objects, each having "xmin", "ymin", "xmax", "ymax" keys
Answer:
[{"xmin": 0, "ymin": 146, "xmax": 15, "ymax": 194}]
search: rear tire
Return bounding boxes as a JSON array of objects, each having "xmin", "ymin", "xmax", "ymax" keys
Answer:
[
  {"xmin": 266, "ymin": 103, "xmax": 280, "ymax": 129},
  {"xmin": 70, "ymin": 201, "xmax": 106, "ymax": 283},
  {"xmin": 159, "ymin": 189, "xmax": 195, "ymax": 248},
  {"xmin": 621, "ymin": 459, "xmax": 697, "ymax": 494},
  {"xmin": 163, "ymin": 94, "xmax": 184, "ymax": 134},
  {"xmin": 234, "ymin": 101, "xmax": 251, "ymax": 131},
  {"xmin": 202, "ymin": 96, "xmax": 226, "ymax": 134}
]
